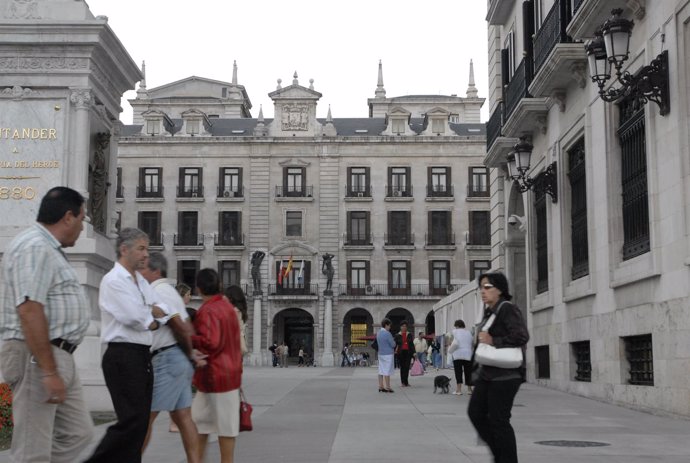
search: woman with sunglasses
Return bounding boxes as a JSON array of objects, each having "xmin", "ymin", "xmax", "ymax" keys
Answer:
[{"xmin": 467, "ymin": 272, "xmax": 529, "ymax": 463}]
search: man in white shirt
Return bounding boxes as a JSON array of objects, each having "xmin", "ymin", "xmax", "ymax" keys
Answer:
[
  {"xmin": 84, "ymin": 228, "xmax": 171, "ymax": 463},
  {"xmin": 414, "ymin": 332, "xmax": 428, "ymax": 371},
  {"xmin": 140, "ymin": 252, "xmax": 202, "ymax": 463}
]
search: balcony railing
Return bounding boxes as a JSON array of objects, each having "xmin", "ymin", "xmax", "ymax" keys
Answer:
[
  {"xmin": 426, "ymin": 185, "xmax": 454, "ymax": 197},
  {"xmin": 214, "ymin": 232, "xmax": 244, "ymax": 246},
  {"xmin": 177, "ymin": 186, "xmax": 203, "ymax": 198},
  {"xmin": 384, "ymin": 232, "xmax": 414, "ymax": 246},
  {"xmin": 268, "ymin": 284, "xmax": 318, "ymax": 296},
  {"xmin": 533, "ymin": 0, "xmax": 572, "ymax": 75},
  {"xmin": 275, "ymin": 185, "xmax": 313, "ymax": 198},
  {"xmin": 338, "ymin": 283, "xmax": 449, "ymax": 297},
  {"xmin": 385, "ymin": 185, "xmax": 413, "ymax": 198},
  {"xmin": 467, "ymin": 184, "xmax": 490, "ymax": 198},
  {"xmin": 345, "ymin": 185, "xmax": 372, "ymax": 198},
  {"xmin": 173, "ymin": 233, "xmax": 204, "ymax": 246},
  {"xmin": 486, "ymin": 102, "xmax": 503, "ymax": 150},
  {"xmin": 136, "ymin": 185, "xmax": 164, "ymax": 198},
  {"xmin": 217, "ymin": 186, "xmax": 244, "ymax": 198},
  {"xmin": 504, "ymin": 59, "xmax": 530, "ymax": 122},
  {"xmin": 425, "ymin": 232, "xmax": 455, "ymax": 246},
  {"xmin": 343, "ymin": 232, "xmax": 373, "ymax": 246},
  {"xmin": 572, "ymin": 0, "xmax": 584, "ymax": 15}
]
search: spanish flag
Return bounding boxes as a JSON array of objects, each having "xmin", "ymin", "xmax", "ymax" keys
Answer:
[{"xmin": 284, "ymin": 255, "xmax": 294, "ymax": 277}]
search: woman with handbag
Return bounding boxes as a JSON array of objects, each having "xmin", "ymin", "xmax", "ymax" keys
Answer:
[{"xmin": 467, "ymin": 272, "xmax": 529, "ymax": 463}]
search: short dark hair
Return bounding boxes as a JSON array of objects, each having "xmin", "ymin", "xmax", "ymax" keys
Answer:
[
  {"xmin": 36, "ymin": 187, "xmax": 84, "ymax": 225},
  {"xmin": 196, "ymin": 268, "xmax": 220, "ymax": 296},
  {"xmin": 477, "ymin": 271, "xmax": 513, "ymax": 301},
  {"xmin": 225, "ymin": 285, "xmax": 248, "ymax": 323},
  {"xmin": 146, "ymin": 252, "xmax": 168, "ymax": 278},
  {"xmin": 400, "ymin": 320, "xmax": 408, "ymax": 327},
  {"xmin": 381, "ymin": 317, "xmax": 391, "ymax": 328},
  {"xmin": 454, "ymin": 319, "xmax": 466, "ymax": 328}
]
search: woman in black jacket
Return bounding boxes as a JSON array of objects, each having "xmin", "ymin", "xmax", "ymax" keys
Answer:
[
  {"xmin": 467, "ymin": 272, "xmax": 529, "ymax": 463},
  {"xmin": 393, "ymin": 320, "xmax": 415, "ymax": 387}
]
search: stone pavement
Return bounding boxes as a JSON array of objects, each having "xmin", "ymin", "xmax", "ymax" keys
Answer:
[{"xmin": 3, "ymin": 365, "xmax": 690, "ymax": 462}]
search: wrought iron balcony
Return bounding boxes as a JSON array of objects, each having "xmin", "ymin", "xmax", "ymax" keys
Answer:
[
  {"xmin": 173, "ymin": 233, "xmax": 204, "ymax": 246},
  {"xmin": 467, "ymin": 184, "xmax": 490, "ymax": 198},
  {"xmin": 337, "ymin": 283, "xmax": 448, "ymax": 298},
  {"xmin": 534, "ymin": 0, "xmax": 573, "ymax": 76},
  {"xmin": 136, "ymin": 185, "xmax": 164, "ymax": 198},
  {"xmin": 275, "ymin": 185, "xmax": 313, "ymax": 198},
  {"xmin": 426, "ymin": 184, "xmax": 454, "ymax": 198},
  {"xmin": 486, "ymin": 102, "xmax": 504, "ymax": 151},
  {"xmin": 384, "ymin": 232, "xmax": 414, "ymax": 246},
  {"xmin": 177, "ymin": 186, "xmax": 203, "ymax": 198},
  {"xmin": 425, "ymin": 232, "xmax": 455, "ymax": 246},
  {"xmin": 345, "ymin": 185, "xmax": 372, "ymax": 198},
  {"xmin": 504, "ymin": 59, "xmax": 530, "ymax": 122},
  {"xmin": 214, "ymin": 232, "xmax": 244, "ymax": 246},
  {"xmin": 217, "ymin": 186, "xmax": 244, "ymax": 198},
  {"xmin": 115, "ymin": 186, "xmax": 124, "ymax": 199},
  {"xmin": 385, "ymin": 185, "xmax": 413, "ymax": 198},
  {"xmin": 268, "ymin": 284, "xmax": 318, "ymax": 296},
  {"xmin": 343, "ymin": 233, "xmax": 373, "ymax": 246}
]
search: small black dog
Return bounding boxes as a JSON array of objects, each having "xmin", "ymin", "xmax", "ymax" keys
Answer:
[{"xmin": 433, "ymin": 375, "xmax": 451, "ymax": 394}]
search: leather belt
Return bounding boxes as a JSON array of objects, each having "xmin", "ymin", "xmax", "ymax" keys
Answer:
[
  {"xmin": 151, "ymin": 343, "xmax": 178, "ymax": 357},
  {"xmin": 50, "ymin": 338, "xmax": 78, "ymax": 354}
]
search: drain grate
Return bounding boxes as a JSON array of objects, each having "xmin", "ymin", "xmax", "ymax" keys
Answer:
[{"xmin": 535, "ymin": 440, "xmax": 610, "ymax": 448}]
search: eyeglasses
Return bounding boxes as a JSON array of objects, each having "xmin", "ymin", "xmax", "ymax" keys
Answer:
[{"xmin": 481, "ymin": 283, "xmax": 495, "ymax": 290}]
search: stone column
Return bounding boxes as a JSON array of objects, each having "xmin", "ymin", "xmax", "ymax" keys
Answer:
[
  {"xmin": 321, "ymin": 295, "xmax": 334, "ymax": 367},
  {"xmin": 69, "ymin": 88, "xmax": 92, "ymax": 205},
  {"xmin": 250, "ymin": 297, "xmax": 263, "ymax": 365}
]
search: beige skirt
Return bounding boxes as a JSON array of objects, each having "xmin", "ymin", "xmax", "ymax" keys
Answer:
[{"xmin": 191, "ymin": 389, "xmax": 240, "ymax": 437}]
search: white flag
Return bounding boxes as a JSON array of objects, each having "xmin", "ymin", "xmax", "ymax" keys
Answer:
[{"xmin": 297, "ymin": 260, "xmax": 305, "ymax": 283}]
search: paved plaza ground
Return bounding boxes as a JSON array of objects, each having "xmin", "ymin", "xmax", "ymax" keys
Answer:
[{"xmin": 3, "ymin": 365, "xmax": 690, "ymax": 462}]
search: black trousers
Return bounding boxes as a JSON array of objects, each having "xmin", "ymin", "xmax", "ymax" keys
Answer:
[
  {"xmin": 453, "ymin": 359, "xmax": 473, "ymax": 385},
  {"xmin": 398, "ymin": 350, "xmax": 413, "ymax": 386},
  {"xmin": 84, "ymin": 343, "xmax": 153, "ymax": 463},
  {"xmin": 467, "ymin": 377, "xmax": 522, "ymax": 463}
]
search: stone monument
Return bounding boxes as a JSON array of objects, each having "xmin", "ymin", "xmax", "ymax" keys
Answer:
[{"xmin": 0, "ymin": 0, "xmax": 142, "ymax": 410}]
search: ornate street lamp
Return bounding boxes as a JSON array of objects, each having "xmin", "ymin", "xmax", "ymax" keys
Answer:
[
  {"xmin": 584, "ymin": 9, "xmax": 670, "ymax": 115},
  {"xmin": 505, "ymin": 138, "xmax": 557, "ymax": 203}
]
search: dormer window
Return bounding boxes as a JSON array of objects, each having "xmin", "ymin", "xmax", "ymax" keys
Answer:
[
  {"xmin": 146, "ymin": 120, "xmax": 160, "ymax": 136},
  {"xmin": 392, "ymin": 119, "xmax": 406, "ymax": 134},
  {"xmin": 186, "ymin": 120, "xmax": 200, "ymax": 136},
  {"xmin": 181, "ymin": 109, "xmax": 211, "ymax": 137},
  {"xmin": 432, "ymin": 118, "xmax": 446, "ymax": 134}
]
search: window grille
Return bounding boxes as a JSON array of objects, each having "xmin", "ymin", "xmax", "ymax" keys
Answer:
[
  {"xmin": 535, "ymin": 345, "xmax": 550, "ymax": 379},
  {"xmin": 618, "ymin": 101, "xmax": 649, "ymax": 260},
  {"xmin": 568, "ymin": 138, "xmax": 588, "ymax": 279},
  {"xmin": 571, "ymin": 341, "xmax": 591, "ymax": 382},
  {"xmin": 624, "ymin": 334, "xmax": 653, "ymax": 386},
  {"xmin": 535, "ymin": 191, "xmax": 548, "ymax": 294}
]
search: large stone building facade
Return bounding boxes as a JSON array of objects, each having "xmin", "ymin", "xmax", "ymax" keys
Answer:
[
  {"xmin": 116, "ymin": 62, "xmax": 489, "ymax": 366},
  {"xmin": 451, "ymin": 0, "xmax": 690, "ymax": 417}
]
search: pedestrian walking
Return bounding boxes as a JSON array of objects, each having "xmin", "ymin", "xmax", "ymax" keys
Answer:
[
  {"xmin": 298, "ymin": 346, "xmax": 305, "ymax": 366},
  {"xmin": 85, "ymin": 228, "xmax": 172, "ymax": 463},
  {"xmin": 376, "ymin": 318, "xmax": 396, "ymax": 393},
  {"xmin": 468, "ymin": 272, "xmax": 529, "ymax": 463},
  {"xmin": 0, "ymin": 186, "xmax": 93, "ymax": 463},
  {"xmin": 394, "ymin": 321, "xmax": 415, "ymax": 387},
  {"xmin": 269, "ymin": 342, "xmax": 279, "ymax": 367},
  {"xmin": 281, "ymin": 341, "xmax": 289, "ymax": 367},
  {"xmin": 449, "ymin": 319, "xmax": 474, "ymax": 395},
  {"xmin": 191, "ymin": 268, "xmax": 243, "ymax": 463},
  {"xmin": 413, "ymin": 331, "xmax": 428, "ymax": 371},
  {"xmin": 140, "ymin": 252, "xmax": 202, "ymax": 463}
]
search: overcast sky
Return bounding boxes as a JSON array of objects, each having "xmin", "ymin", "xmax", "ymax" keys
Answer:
[{"xmin": 85, "ymin": 0, "xmax": 490, "ymax": 125}]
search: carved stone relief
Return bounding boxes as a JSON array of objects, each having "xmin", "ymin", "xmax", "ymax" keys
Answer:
[
  {"xmin": 0, "ymin": 57, "xmax": 88, "ymax": 71},
  {"xmin": 5, "ymin": 0, "xmax": 41, "ymax": 19},
  {"xmin": 70, "ymin": 89, "xmax": 92, "ymax": 109},
  {"xmin": 281, "ymin": 104, "xmax": 309, "ymax": 131},
  {"xmin": 0, "ymin": 85, "xmax": 38, "ymax": 100},
  {"xmin": 89, "ymin": 132, "xmax": 110, "ymax": 233}
]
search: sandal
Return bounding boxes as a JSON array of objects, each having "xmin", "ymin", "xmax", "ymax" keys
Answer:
[
  {"xmin": 379, "ymin": 388, "xmax": 386, "ymax": 392},
  {"xmin": 385, "ymin": 388, "xmax": 394, "ymax": 393}
]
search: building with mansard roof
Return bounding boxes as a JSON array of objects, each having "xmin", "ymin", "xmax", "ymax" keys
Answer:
[
  {"xmin": 115, "ymin": 61, "xmax": 489, "ymax": 366},
  {"xmin": 433, "ymin": 0, "xmax": 690, "ymax": 417}
]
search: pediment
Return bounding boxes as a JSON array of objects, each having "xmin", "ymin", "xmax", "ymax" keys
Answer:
[
  {"xmin": 141, "ymin": 109, "xmax": 168, "ymax": 119},
  {"xmin": 181, "ymin": 109, "xmax": 207, "ymax": 118},
  {"xmin": 148, "ymin": 76, "xmax": 234, "ymax": 99},
  {"xmin": 425, "ymin": 106, "xmax": 451, "ymax": 116},
  {"xmin": 269, "ymin": 241, "xmax": 319, "ymax": 256},
  {"xmin": 269, "ymin": 84, "xmax": 322, "ymax": 100},
  {"xmin": 278, "ymin": 158, "xmax": 311, "ymax": 167},
  {"xmin": 388, "ymin": 106, "xmax": 411, "ymax": 116}
]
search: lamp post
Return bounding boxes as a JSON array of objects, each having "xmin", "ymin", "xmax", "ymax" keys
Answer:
[
  {"xmin": 505, "ymin": 138, "xmax": 557, "ymax": 203},
  {"xmin": 584, "ymin": 9, "xmax": 670, "ymax": 115}
]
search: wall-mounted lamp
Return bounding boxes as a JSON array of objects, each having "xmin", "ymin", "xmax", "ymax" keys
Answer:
[
  {"xmin": 506, "ymin": 138, "xmax": 558, "ymax": 203},
  {"xmin": 584, "ymin": 8, "xmax": 670, "ymax": 115}
]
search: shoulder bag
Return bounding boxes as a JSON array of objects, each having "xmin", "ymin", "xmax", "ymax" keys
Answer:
[
  {"xmin": 474, "ymin": 301, "xmax": 523, "ymax": 369},
  {"xmin": 239, "ymin": 388, "xmax": 253, "ymax": 432}
]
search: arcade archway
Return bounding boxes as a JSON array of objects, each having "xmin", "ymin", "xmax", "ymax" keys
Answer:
[
  {"xmin": 272, "ymin": 308, "xmax": 314, "ymax": 359},
  {"xmin": 342, "ymin": 307, "xmax": 374, "ymax": 349},
  {"xmin": 384, "ymin": 307, "xmax": 414, "ymax": 334}
]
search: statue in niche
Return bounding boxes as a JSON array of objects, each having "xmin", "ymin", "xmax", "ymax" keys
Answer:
[
  {"xmin": 250, "ymin": 250, "xmax": 265, "ymax": 294},
  {"xmin": 322, "ymin": 253, "xmax": 334, "ymax": 294},
  {"xmin": 89, "ymin": 132, "xmax": 109, "ymax": 232}
]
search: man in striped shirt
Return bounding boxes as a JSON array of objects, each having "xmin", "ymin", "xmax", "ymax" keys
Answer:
[{"xmin": 0, "ymin": 186, "xmax": 93, "ymax": 463}]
